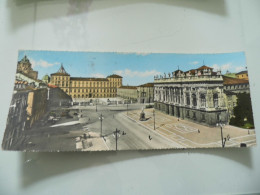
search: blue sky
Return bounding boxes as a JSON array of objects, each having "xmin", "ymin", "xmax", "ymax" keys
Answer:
[{"xmin": 18, "ymin": 50, "xmax": 247, "ymax": 86}]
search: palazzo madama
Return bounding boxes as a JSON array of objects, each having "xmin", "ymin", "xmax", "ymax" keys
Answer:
[{"xmin": 154, "ymin": 65, "xmax": 228, "ymax": 126}]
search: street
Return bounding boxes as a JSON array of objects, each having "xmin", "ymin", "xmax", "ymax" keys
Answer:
[{"xmin": 14, "ymin": 103, "xmax": 182, "ymax": 151}]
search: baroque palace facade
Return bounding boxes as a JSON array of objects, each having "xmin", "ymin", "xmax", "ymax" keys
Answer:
[
  {"xmin": 50, "ymin": 64, "xmax": 122, "ymax": 99},
  {"xmin": 154, "ymin": 65, "xmax": 228, "ymax": 126}
]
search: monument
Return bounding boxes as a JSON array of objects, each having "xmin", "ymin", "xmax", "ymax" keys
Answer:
[{"xmin": 139, "ymin": 107, "xmax": 146, "ymax": 121}]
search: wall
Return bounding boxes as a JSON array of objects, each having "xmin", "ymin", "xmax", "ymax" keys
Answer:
[
  {"xmin": 2, "ymin": 91, "xmax": 29, "ymax": 150},
  {"xmin": 26, "ymin": 88, "xmax": 48, "ymax": 128},
  {"xmin": 0, "ymin": 1, "xmax": 260, "ymax": 195},
  {"xmin": 47, "ymin": 87, "xmax": 72, "ymax": 109}
]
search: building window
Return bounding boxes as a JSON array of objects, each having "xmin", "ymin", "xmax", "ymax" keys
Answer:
[
  {"xmin": 201, "ymin": 113, "xmax": 205, "ymax": 122},
  {"xmin": 213, "ymin": 93, "xmax": 218, "ymax": 108},
  {"xmin": 192, "ymin": 94, "xmax": 197, "ymax": 107},
  {"xmin": 186, "ymin": 95, "xmax": 190, "ymax": 105},
  {"xmin": 193, "ymin": 112, "xmax": 196, "ymax": 120},
  {"xmin": 200, "ymin": 94, "xmax": 206, "ymax": 108},
  {"xmin": 186, "ymin": 110, "xmax": 190, "ymax": 118}
]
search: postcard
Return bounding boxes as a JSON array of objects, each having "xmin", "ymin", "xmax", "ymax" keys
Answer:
[{"xmin": 1, "ymin": 51, "xmax": 256, "ymax": 151}]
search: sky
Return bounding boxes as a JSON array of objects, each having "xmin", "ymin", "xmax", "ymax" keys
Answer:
[{"xmin": 18, "ymin": 50, "xmax": 247, "ymax": 86}]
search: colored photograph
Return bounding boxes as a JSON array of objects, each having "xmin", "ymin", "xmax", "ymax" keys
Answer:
[{"xmin": 1, "ymin": 51, "xmax": 256, "ymax": 151}]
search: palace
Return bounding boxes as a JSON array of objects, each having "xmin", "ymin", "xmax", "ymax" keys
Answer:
[
  {"xmin": 50, "ymin": 64, "xmax": 123, "ymax": 99},
  {"xmin": 153, "ymin": 65, "xmax": 228, "ymax": 126}
]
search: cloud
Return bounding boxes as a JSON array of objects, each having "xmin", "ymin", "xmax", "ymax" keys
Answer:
[
  {"xmin": 221, "ymin": 63, "xmax": 232, "ymax": 71},
  {"xmin": 211, "ymin": 63, "xmax": 232, "ymax": 72},
  {"xmin": 29, "ymin": 58, "xmax": 59, "ymax": 68},
  {"xmin": 212, "ymin": 64, "xmax": 220, "ymax": 71},
  {"xmin": 91, "ymin": 73, "xmax": 105, "ymax": 78},
  {"xmin": 113, "ymin": 69, "xmax": 162, "ymax": 78},
  {"xmin": 235, "ymin": 66, "xmax": 245, "ymax": 72},
  {"xmin": 190, "ymin": 61, "xmax": 199, "ymax": 65}
]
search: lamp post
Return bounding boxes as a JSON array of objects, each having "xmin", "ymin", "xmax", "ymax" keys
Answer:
[
  {"xmin": 216, "ymin": 121, "xmax": 225, "ymax": 148},
  {"xmin": 113, "ymin": 128, "xmax": 120, "ymax": 151},
  {"xmin": 153, "ymin": 108, "xmax": 155, "ymax": 130},
  {"xmin": 99, "ymin": 113, "xmax": 104, "ymax": 137},
  {"xmin": 96, "ymin": 99, "xmax": 97, "ymax": 112},
  {"xmin": 127, "ymin": 100, "xmax": 129, "ymax": 116}
]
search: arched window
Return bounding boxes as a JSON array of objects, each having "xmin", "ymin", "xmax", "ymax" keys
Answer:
[
  {"xmin": 200, "ymin": 94, "xmax": 206, "ymax": 108},
  {"xmin": 213, "ymin": 93, "xmax": 218, "ymax": 108},
  {"xmin": 192, "ymin": 94, "xmax": 197, "ymax": 107},
  {"xmin": 186, "ymin": 94, "xmax": 190, "ymax": 105}
]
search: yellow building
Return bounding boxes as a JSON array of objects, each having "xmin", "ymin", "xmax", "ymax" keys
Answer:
[
  {"xmin": 236, "ymin": 70, "xmax": 248, "ymax": 80},
  {"xmin": 50, "ymin": 64, "xmax": 122, "ymax": 98}
]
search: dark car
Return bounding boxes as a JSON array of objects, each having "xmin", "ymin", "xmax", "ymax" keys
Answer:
[{"xmin": 240, "ymin": 143, "xmax": 247, "ymax": 147}]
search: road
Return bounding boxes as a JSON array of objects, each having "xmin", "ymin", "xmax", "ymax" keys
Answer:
[
  {"xmin": 84, "ymin": 105, "xmax": 182, "ymax": 150},
  {"xmin": 14, "ymin": 103, "xmax": 182, "ymax": 151},
  {"xmin": 75, "ymin": 104, "xmax": 182, "ymax": 150}
]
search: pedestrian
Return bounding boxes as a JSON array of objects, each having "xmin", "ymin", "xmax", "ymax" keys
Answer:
[
  {"xmin": 198, "ymin": 129, "xmax": 200, "ymax": 133},
  {"xmin": 178, "ymin": 118, "xmax": 179, "ymax": 121},
  {"xmin": 227, "ymin": 134, "xmax": 230, "ymax": 140},
  {"xmin": 248, "ymin": 130, "xmax": 250, "ymax": 135},
  {"xmin": 149, "ymin": 135, "xmax": 152, "ymax": 140}
]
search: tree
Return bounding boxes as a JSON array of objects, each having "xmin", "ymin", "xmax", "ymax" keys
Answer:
[{"xmin": 230, "ymin": 93, "xmax": 254, "ymax": 128}]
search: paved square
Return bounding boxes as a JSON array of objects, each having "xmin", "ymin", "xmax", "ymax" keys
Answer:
[{"xmin": 125, "ymin": 108, "xmax": 257, "ymax": 148}]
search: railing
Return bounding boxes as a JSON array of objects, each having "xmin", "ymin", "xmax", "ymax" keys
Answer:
[{"xmin": 154, "ymin": 75, "xmax": 222, "ymax": 82}]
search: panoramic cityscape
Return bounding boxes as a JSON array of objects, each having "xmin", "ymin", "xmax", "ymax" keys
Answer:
[{"xmin": 1, "ymin": 51, "xmax": 256, "ymax": 151}]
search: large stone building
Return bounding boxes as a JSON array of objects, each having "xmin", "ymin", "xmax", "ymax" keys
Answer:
[
  {"xmin": 236, "ymin": 70, "xmax": 248, "ymax": 80},
  {"xmin": 137, "ymin": 83, "xmax": 154, "ymax": 103},
  {"xmin": 50, "ymin": 64, "xmax": 123, "ymax": 99},
  {"xmin": 223, "ymin": 76, "xmax": 250, "ymax": 94},
  {"xmin": 154, "ymin": 66, "xmax": 228, "ymax": 126},
  {"xmin": 117, "ymin": 86, "xmax": 138, "ymax": 102},
  {"xmin": 222, "ymin": 76, "xmax": 250, "ymax": 120},
  {"xmin": 117, "ymin": 83, "xmax": 154, "ymax": 103},
  {"xmin": 17, "ymin": 56, "xmax": 38, "ymax": 80}
]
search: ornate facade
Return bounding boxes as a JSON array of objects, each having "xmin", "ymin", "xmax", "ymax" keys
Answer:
[
  {"xmin": 50, "ymin": 64, "xmax": 123, "ymax": 99},
  {"xmin": 154, "ymin": 66, "xmax": 228, "ymax": 126}
]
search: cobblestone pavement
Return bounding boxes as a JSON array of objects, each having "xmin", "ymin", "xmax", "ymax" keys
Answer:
[{"xmin": 125, "ymin": 108, "xmax": 257, "ymax": 148}]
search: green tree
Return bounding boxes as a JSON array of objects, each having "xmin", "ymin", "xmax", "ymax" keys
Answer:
[{"xmin": 230, "ymin": 93, "xmax": 254, "ymax": 128}]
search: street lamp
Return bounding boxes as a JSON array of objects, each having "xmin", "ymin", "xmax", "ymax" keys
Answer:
[
  {"xmin": 99, "ymin": 113, "xmax": 104, "ymax": 137},
  {"xmin": 216, "ymin": 121, "xmax": 226, "ymax": 148},
  {"xmin": 126, "ymin": 100, "xmax": 129, "ymax": 116},
  {"xmin": 96, "ymin": 99, "xmax": 97, "ymax": 112},
  {"xmin": 113, "ymin": 128, "xmax": 122, "ymax": 151},
  {"xmin": 153, "ymin": 108, "xmax": 156, "ymax": 130}
]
